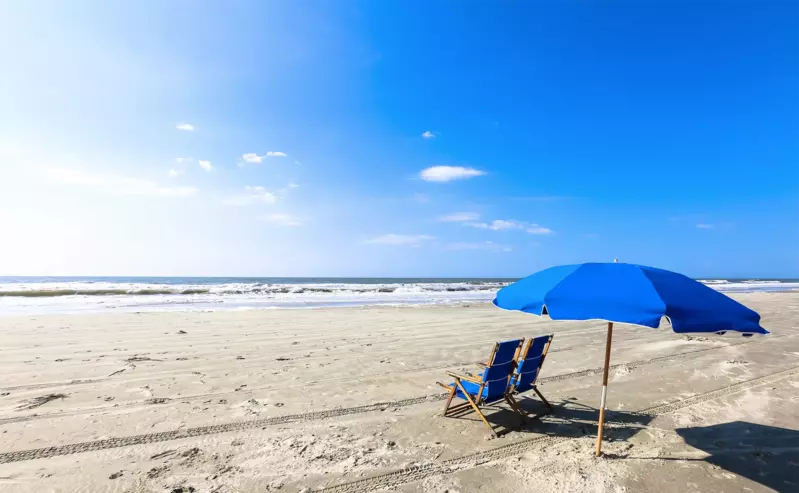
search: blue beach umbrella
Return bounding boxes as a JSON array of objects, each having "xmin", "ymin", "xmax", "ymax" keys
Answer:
[{"xmin": 493, "ymin": 262, "xmax": 768, "ymax": 456}]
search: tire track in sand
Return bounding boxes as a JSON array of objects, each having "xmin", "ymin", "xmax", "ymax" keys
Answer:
[
  {"xmin": 0, "ymin": 363, "xmax": 796, "ymax": 466},
  {"xmin": 317, "ymin": 365, "xmax": 799, "ymax": 493},
  {"xmin": 0, "ymin": 338, "xmax": 757, "ymax": 425},
  {"xmin": 0, "ymin": 395, "xmax": 440, "ymax": 464}
]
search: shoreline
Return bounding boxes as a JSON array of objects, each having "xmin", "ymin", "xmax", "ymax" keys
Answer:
[
  {"xmin": 2, "ymin": 286, "xmax": 798, "ymax": 317},
  {"xmin": 0, "ymin": 288, "xmax": 799, "ymax": 319}
]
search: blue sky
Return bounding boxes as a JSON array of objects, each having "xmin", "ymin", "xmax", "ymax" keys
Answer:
[{"xmin": 0, "ymin": 1, "xmax": 796, "ymax": 278}]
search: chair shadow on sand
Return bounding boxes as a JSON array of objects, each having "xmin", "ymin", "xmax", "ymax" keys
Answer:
[
  {"xmin": 445, "ymin": 397, "xmax": 799, "ymax": 492},
  {"xmin": 668, "ymin": 422, "xmax": 799, "ymax": 492},
  {"xmin": 446, "ymin": 396, "xmax": 656, "ymax": 443}
]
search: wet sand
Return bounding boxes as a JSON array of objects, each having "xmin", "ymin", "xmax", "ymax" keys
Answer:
[{"xmin": 0, "ymin": 292, "xmax": 797, "ymax": 492}]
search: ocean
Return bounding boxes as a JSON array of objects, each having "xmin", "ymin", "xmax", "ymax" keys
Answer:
[{"xmin": 1, "ymin": 276, "xmax": 797, "ymax": 316}]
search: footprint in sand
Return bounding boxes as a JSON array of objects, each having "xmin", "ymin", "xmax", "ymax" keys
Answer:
[
  {"xmin": 16, "ymin": 393, "xmax": 68, "ymax": 411},
  {"xmin": 145, "ymin": 397, "xmax": 170, "ymax": 405}
]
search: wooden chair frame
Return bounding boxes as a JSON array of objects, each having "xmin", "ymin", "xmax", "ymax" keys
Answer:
[
  {"xmin": 436, "ymin": 341, "xmax": 523, "ymax": 437},
  {"xmin": 507, "ymin": 335, "xmax": 554, "ymax": 414}
]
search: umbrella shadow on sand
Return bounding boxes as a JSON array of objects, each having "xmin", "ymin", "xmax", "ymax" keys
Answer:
[
  {"xmin": 668, "ymin": 422, "xmax": 799, "ymax": 492},
  {"xmin": 450, "ymin": 402, "xmax": 799, "ymax": 491},
  {"xmin": 449, "ymin": 398, "xmax": 656, "ymax": 443}
]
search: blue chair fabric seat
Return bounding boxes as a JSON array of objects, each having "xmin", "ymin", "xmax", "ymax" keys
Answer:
[
  {"xmin": 437, "ymin": 338, "xmax": 523, "ymax": 437},
  {"xmin": 508, "ymin": 334, "xmax": 554, "ymax": 410}
]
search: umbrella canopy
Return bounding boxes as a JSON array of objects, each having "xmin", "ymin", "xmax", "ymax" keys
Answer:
[
  {"xmin": 492, "ymin": 262, "xmax": 768, "ymax": 456},
  {"xmin": 494, "ymin": 262, "xmax": 767, "ymax": 335}
]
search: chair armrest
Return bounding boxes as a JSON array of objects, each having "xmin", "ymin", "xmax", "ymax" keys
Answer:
[
  {"xmin": 476, "ymin": 362, "xmax": 487, "ymax": 368},
  {"xmin": 446, "ymin": 371, "xmax": 482, "ymax": 384}
]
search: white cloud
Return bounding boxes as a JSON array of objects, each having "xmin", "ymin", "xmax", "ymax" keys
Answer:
[
  {"xmin": 47, "ymin": 168, "xmax": 198, "ymax": 197},
  {"xmin": 167, "ymin": 169, "xmax": 183, "ymax": 178},
  {"xmin": 471, "ymin": 219, "xmax": 519, "ymax": 231},
  {"xmin": 175, "ymin": 157, "xmax": 192, "ymax": 165},
  {"xmin": 445, "ymin": 241, "xmax": 511, "ymax": 252},
  {"xmin": 245, "ymin": 185, "xmax": 275, "ymax": 196},
  {"xmin": 277, "ymin": 182, "xmax": 300, "ymax": 195},
  {"xmin": 224, "ymin": 186, "xmax": 278, "ymax": 206},
  {"xmin": 176, "ymin": 123, "xmax": 194, "ymax": 131},
  {"xmin": 241, "ymin": 153, "xmax": 263, "ymax": 164},
  {"xmin": 419, "ymin": 166, "xmax": 486, "ymax": 182},
  {"xmin": 240, "ymin": 152, "xmax": 288, "ymax": 165},
  {"xmin": 198, "ymin": 160, "xmax": 214, "ymax": 172},
  {"xmin": 696, "ymin": 223, "xmax": 715, "ymax": 229},
  {"xmin": 438, "ymin": 212, "xmax": 480, "ymax": 222},
  {"xmin": 421, "ymin": 130, "xmax": 436, "ymax": 139},
  {"xmin": 525, "ymin": 225, "xmax": 553, "ymax": 235},
  {"xmin": 469, "ymin": 219, "xmax": 553, "ymax": 234},
  {"xmin": 264, "ymin": 213, "xmax": 303, "ymax": 227},
  {"xmin": 365, "ymin": 234, "xmax": 434, "ymax": 247}
]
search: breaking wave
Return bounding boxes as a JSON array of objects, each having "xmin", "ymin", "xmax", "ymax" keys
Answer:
[
  {"xmin": 0, "ymin": 277, "xmax": 796, "ymax": 315},
  {"xmin": 0, "ymin": 282, "xmax": 506, "ymax": 298}
]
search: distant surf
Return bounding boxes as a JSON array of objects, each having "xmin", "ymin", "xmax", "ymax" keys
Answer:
[{"xmin": 0, "ymin": 276, "xmax": 796, "ymax": 315}]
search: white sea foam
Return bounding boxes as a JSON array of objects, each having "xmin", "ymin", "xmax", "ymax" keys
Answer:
[
  {"xmin": 707, "ymin": 280, "xmax": 799, "ymax": 292},
  {"xmin": 0, "ymin": 278, "xmax": 795, "ymax": 316},
  {"xmin": 0, "ymin": 280, "xmax": 503, "ymax": 315}
]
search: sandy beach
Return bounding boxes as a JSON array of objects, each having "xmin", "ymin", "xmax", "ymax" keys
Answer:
[{"xmin": 1, "ymin": 292, "xmax": 797, "ymax": 492}]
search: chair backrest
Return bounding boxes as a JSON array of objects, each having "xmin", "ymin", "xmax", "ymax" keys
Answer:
[
  {"xmin": 513, "ymin": 334, "xmax": 553, "ymax": 393},
  {"xmin": 480, "ymin": 339, "xmax": 523, "ymax": 402}
]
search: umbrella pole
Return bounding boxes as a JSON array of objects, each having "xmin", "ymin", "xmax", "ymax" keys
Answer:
[{"xmin": 595, "ymin": 321, "xmax": 613, "ymax": 457}]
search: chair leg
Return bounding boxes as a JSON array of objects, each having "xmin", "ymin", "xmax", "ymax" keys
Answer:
[
  {"xmin": 446, "ymin": 402, "xmax": 474, "ymax": 417},
  {"xmin": 454, "ymin": 380, "xmax": 497, "ymax": 438},
  {"xmin": 504, "ymin": 394, "xmax": 527, "ymax": 427},
  {"xmin": 505, "ymin": 394, "xmax": 525, "ymax": 417},
  {"xmin": 533, "ymin": 386, "xmax": 552, "ymax": 409},
  {"xmin": 442, "ymin": 384, "xmax": 457, "ymax": 416}
]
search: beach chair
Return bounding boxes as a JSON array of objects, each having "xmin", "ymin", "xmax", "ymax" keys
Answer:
[
  {"xmin": 505, "ymin": 334, "xmax": 554, "ymax": 415},
  {"xmin": 437, "ymin": 339, "xmax": 523, "ymax": 437}
]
